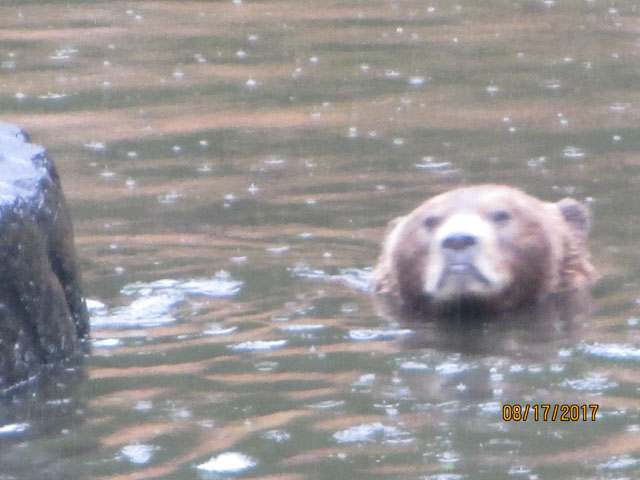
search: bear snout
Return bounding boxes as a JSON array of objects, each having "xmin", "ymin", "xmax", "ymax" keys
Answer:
[{"xmin": 441, "ymin": 232, "xmax": 478, "ymax": 251}]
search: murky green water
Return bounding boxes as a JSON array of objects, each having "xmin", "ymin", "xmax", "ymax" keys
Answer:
[{"xmin": 2, "ymin": 0, "xmax": 640, "ymax": 478}]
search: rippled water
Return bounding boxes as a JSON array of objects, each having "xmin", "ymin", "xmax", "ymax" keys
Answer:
[{"xmin": 3, "ymin": 1, "xmax": 640, "ymax": 479}]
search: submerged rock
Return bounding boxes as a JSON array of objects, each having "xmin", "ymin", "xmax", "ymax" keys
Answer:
[{"xmin": 0, "ymin": 122, "xmax": 89, "ymax": 389}]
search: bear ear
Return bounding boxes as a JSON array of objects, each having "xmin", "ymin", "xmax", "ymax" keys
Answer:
[{"xmin": 556, "ymin": 198, "xmax": 591, "ymax": 235}]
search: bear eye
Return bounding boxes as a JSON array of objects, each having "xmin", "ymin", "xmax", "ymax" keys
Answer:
[
  {"xmin": 491, "ymin": 209, "xmax": 511, "ymax": 223},
  {"xmin": 423, "ymin": 215, "xmax": 441, "ymax": 230}
]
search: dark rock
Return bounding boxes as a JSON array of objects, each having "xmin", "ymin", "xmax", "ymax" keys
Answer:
[{"xmin": 0, "ymin": 122, "xmax": 89, "ymax": 389}]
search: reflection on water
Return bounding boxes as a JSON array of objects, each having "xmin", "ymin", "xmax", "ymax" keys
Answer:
[{"xmin": 3, "ymin": 0, "xmax": 640, "ymax": 479}]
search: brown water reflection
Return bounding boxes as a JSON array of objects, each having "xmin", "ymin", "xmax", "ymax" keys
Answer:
[{"xmin": 3, "ymin": 0, "xmax": 640, "ymax": 479}]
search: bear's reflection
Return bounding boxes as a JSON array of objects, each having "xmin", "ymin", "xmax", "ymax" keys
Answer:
[
  {"xmin": 375, "ymin": 289, "xmax": 591, "ymax": 355},
  {"xmin": 373, "ymin": 290, "xmax": 592, "ymax": 402}
]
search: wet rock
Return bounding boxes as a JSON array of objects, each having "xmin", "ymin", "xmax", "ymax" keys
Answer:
[{"xmin": 0, "ymin": 122, "xmax": 89, "ymax": 389}]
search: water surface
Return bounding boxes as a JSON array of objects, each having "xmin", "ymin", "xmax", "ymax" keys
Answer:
[{"xmin": 2, "ymin": 1, "xmax": 640, "ymax": 479}]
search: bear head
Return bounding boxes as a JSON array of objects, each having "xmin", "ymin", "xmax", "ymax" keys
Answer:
[{"xmin": 372, "ymin": 185, "xmax": 596, "ymax": 315}]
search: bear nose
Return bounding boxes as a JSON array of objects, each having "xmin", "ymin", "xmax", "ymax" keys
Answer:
[{"xmin": 441, "ymin": 232, "xmax": 477, "ymax": 251}]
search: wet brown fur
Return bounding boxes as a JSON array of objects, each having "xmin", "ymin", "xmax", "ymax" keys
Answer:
[{"xmin": 372, "ymin": 185, "xmax": 596, "ymax": 315}]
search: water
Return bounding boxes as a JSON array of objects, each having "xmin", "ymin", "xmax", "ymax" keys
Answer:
[{"xmin": 2, "ymin": 0, "xmax": 640, "ymax": 478}]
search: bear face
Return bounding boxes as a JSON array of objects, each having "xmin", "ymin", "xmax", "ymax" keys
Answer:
[{"xmin": 372, "ymin": 185, "xmax": 596, "ymax": 315}]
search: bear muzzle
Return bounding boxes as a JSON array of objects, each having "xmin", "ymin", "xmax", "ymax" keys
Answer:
[{"xmin": 423, "ymin": 214, "xmax": 509, "ymax": 301}]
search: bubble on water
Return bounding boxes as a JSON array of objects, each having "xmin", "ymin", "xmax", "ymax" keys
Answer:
[
  {"xmin": 85, "ymin": 141, "xmax": 105, "ymax": 153},
  {"xmin": 202, "ymin": 323, "xmax": 238, "ymax": 336},
  {"xmin": 341, "ymin": 302, "xmax": 359, "ymax": 314},
  {"xmin": 262, "ymin": 429, "xmax": 292, "ymax": 443},
  {"xmin": 279, "ymin": 324, "xmax": 325, "ymax": 332},
  {"xmin": 486, "ymin": 84, "xmax": 499, "ymax": 95},
  {"xmin": 563, "ymin": 146, "xmax": 585, "ymax": 159},
  {"xmin": 610, "ymin": 102, "xmax": 630, "ymax": 113},
  {"xmin": 400, "ymin": 361, "xmax": 429, "ymax": 371},
  {"xmin": 333, "ymin": 422, "xmax": 408, "ymax": 444},
  {"xmin": 435, "ymin": 360, "xmax": 474, "ymax": 375},
  {"xmin": 308, "ymin": 399, "xmax": 345, "ymax": 409},
  {"xmin": 414, "ymin": 156, "xmax": 452, "ymax": 170},
  {"xmin": 309, "ymin": 55, "xmax": 319, "ymax": 64},
  {"xmin": 599, "ymin": 455, "xmax": 640, "ymax": 471},
  {"xmin": 100, "ymin": 169, "xmax": 115, "ymax": 179},
  {"xmin": 245, "ymin": 77, "xmax": 258, "ymax": 89},
  {"xmin": 581, "ymin": 342, "xmax": 640, "ymax": 359},
  {"xmin": 385, "ymin": 69, "xmax": 401, "ymax": 79},
  {"xmin": 545, "ymin": 79, "xmax": 562, "ymax": 90},
  {"xmin": 408, "ymin": 75, "xmax": 426, "ymax": 86},
  {"xmin": 561, "ymin": 373, "xmax": 617, "ymax": 392},
  {"xmin": 91, "ymin": 275, "xmax": 243, "ymax": 329},
  {"xmin": 86, "ymin": 299, "xmax": 107, "ymax": 314},
  {"xmin": 157, "ymin": 191, "xmax": 184, "ymax": 204},
  {"xmin": 267, "ymin": 246, "xmax": 290, "ymax": 255},
  {"xmin": 613, "ymin": 135, "xmax": 622, "ymax": 142},
  {"xmin": 527, "ymin": 156, "xmax": 546, "ymax": 168},
  {"xmin": 197, "ymin": 452, "xmax": 257, "ymax": 473},
  {"xmin": 229, "ymin": 340, "xmax": 287, "ymax": 351},
  {"xmin": 49, "ymin": 48, "xmax": 78, "ymax": 61},
  {"xmin": 223, "ymin": 193, "xmax": 235, "ymax": 206},
  {"xmin": 348, "ymin": 329, "xmax": 412, "ymax": 341},
  {"xmin": 438, "ymin": 450, "xmax": 461, "ymax": 464},
  {"xmin": 290, "ymin": 264, "xmax": 372, "ymax": 292},
  {"xmin": 263, "ymin": 155, "xmax": 285, "ymax": 166},
  {"xmin": 0, "ymin": 423, "xmax": 29, "ymax": 436},
  {"xmin": 121, "ymin": 444, "xmax": 156, "ymax": 464},
  {"xmin": 305, "ymin": 198, "xmax": 317, "ymax": 205},
  {"xmin": 38, "ymin": 92, "xmax": 67, "ymax": 100},
  {"xmin": 92, "ymin": 338, "xmax": 121, "ymax": 348}
]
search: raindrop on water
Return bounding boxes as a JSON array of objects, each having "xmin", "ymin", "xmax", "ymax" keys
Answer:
[
  {"xmin": 563, "ymin": 146, "xmax": 585, "ymax": 159},
  {"xmin": 486, "ymin": 84, "xmax": 499, "ymax": 95}
]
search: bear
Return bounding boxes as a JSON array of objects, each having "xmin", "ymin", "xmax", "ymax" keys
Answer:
[{"xmin": 372, "ymin": 184, "xmax": 596, "ymax": 315}]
